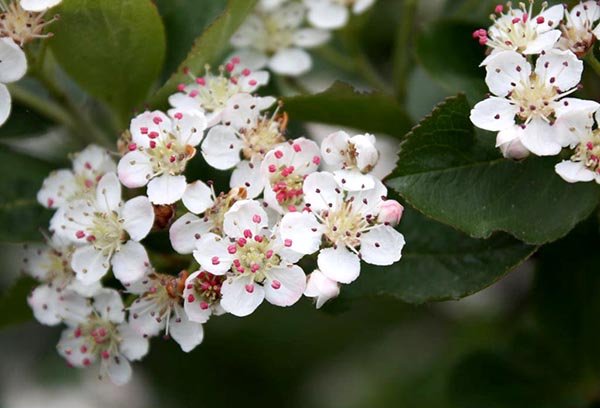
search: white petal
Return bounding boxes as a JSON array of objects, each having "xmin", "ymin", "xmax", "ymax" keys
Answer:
[
  {"xmin": 470, "ymin": 97, "xmax": 518, "ymax": 131},
  {"xmin": 239, "ymin": 70, "xmax": 271, "ymax": 92},
  {"xmin": 499, "ymin": 138, "xmax": 531, "ymax": 159},
  {"xmin": 220, "ymin": 275, "xmax": 265, "ymax": 317},
  {"xmin": 535, "ymin": 49, "xmax": 583, "ymax": 91},
  {"xmin": 555, "ymin": 160, "xmax": 596, "ymax": 183},
  {"xmin": 306, "ymin": 2, "xmax": 349, "ymax": 29},
  {"xmin": 484, "ymin": 51, "xmax": 531, "ymax": 96},
  {"xmin": 279, "ymin": 212, "xmax": 323, "ymax": 254},
  {"xmin": 537, "ymin": 4, "xmax": 566, "ymax": 30},
  {"xmin": 193, "ymin": 234, "xmax": 233, "ymax": 275},
  {"xmin": 346, "ymin": 178, "xmax": 387, "ymax": 215},
  {"xmin": 20, "ymin": 0, "xmax": 62, "ymax": 11},
  {"xmin": 273, "ymin": 2, "xmax": 306, "ymax": 28},
  {"xmin": 181, "ymin": 180, "xmax": 214, "ymax": 214},
  {"xmin": 169, "ymin": 213, "xmax": 212, "ymax": 254},
  {"xmin": 264, "ymin": 265, "xmax": 306, "ymax": 307},
  {"xmin": 496, "ymin": 124, "xmax": 521, "ymax": 146},
  {"xmin": 302, "ymin": 172, "xmax": 343, "ymax": 212},
  {"xmin": 523, "ymin": 30, "xmax": 561, "ymax": 54},
  {"xmin": 93, "ymin": 288, "xmax": 125, "ymax": 323},
  {"xmin": 201, "ymin": 125, "xmax": 242, "ymax": 170},
  {"xmin": 333, "ymin": 169, "xmax": 376, "ymax": 191},
  {"xmin": 118, "ymin": 323, "xmax": 149, "ymax": 361},
  {"xmin": 227, "ymin": 49, "xmax": 269, "ymax": 71},
  {"xmin": 171, "ymin": 110, "xmax": 207, "ymax": 147},
  {"xmin": 183, "ymin": 271, "xmax": 213, "ymax": 323},
  {"xmin": 169, "ymin": 305, "xmax": 204, "ymax": 352},
  {"xmin": 269, "ymin": 48, "xmax": 312, "ymax": 77},
  {"xmin": 37, "ymin": 169, "xmax": 76, "ymax": 209},
  {"xmin": 129, "ymin": 111, "xmax": 171, "ymax": 148},
  {"xmin": 0, "ymin": 38, "xmax": 27, "ymax": 83},
  {"xmin": 223, "ymin": 199, "xmax": 269, "ymax": 238},
  {"xmin": 360, "ymin": 225, "xmax": 405, "ymax": 266},
  {"xmin": 96, "ymin": 172, "xmax": 122, "ymax": 212},
  {"xmin": 519, "ymin": 118, "xmax": 564, "ymax": 156},
  {"xmin": 353, "ymin": 0, "xmax": 375, "ymax": 14},
  {"xmin": 111, "ymin": 241, "xmax": 150, "ymax": 284},
  {"xmin": 318, "ymin": 246, "xmax": 360, "ymax": 284},
  {"xmin": 293, "ymin": 28, "xmax": 331, "ymax": 47},
  {"xmin": 231, "ymin": 15, "xmax": 265, "ymax": 48},
  {"xmin": 122, "ymin": 196, "xmax": 154, "ymax": 241},
  {"xmin": 106, "ymin": 354, "xmax": 133, "ymax": 386},
  {"xmin": 72, "ymin": 246, "xmax": 110, "ymax": 286},
  {"xmin": 0, "ymin": 83, "xmax": 10, "ymax": 126},
  {"xmin": 73, "ymin": 144, "xmax": 116, "ymax": 177},
  {"xmin": 231, "ymin": 159, "xmax": 264, "ymax": 198},
  {"xmin": 28, "ymin": 284, "xmax": 63, "ymax": 325},
  {"xmin": 147, "ymin": 174, "xmax": 187, "ymax": 204},
  {"xmin": 304, "ymin": 269, "xmax": 340, "ymax": 309},
  {"xmin": 553, "ymin": 102, "xmax": 597, "ymax": 147},
  {"xmin": 351, "ymin": 134, "xmax": 379, "ymax": 171},
  {"xmin": 321, "ymin": 130, "xmax": 350, "ymax": 167},
  {"xmin": 129, "ymin": 298, "xmax": 164, "ymax": 337},
  {"xmin": 117, "ymin": 150, "xmax": 154, "ymax": 188}
]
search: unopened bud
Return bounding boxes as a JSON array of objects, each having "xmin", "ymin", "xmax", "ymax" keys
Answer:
[{"xmin": 377, "ymin": 200, "xmax": 404, "ymax": 227}]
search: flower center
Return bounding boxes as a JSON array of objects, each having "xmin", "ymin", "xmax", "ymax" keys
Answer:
[
  {"xmin": 41, "ymin": 247, "xmax": 76, "ymax": 288},
  {"xmin": 0, "ymin": 1, "xmax": 57, "ymax": 45},
  {"xmin": 510, "ymin": 74, "xmax": 562, "ymax": 124},
  {"xmin": 85, "ymin": 210, "xmax": 125, "ymax": 253},
  {"xmin": 227, "ymin": 232, "xmax": 280, "ymax": 284},
  {"xmin": 66, "ymin": 315, "xmax": 121, "ymax": 366},
  {"xmin": 188, "ymin": 271, "xmax": 224, "ymax": 308},
  {"xmin": 269, "ymin": 166, "xmax": 305, "ymax": 210},
  {"xmin": 571, "ymin": 132, "xmax": 600, "ymax": 174},
  {"xmin": 322, "ymin": 202, "xmax": 370, "ymax": 248},
  {"xmin": 203, "ymin": 187, "xmax": 248, "ymax": 236},
  {"xmin": 241, "ymin": 115, "xmax": 286, "ymax": 160},
  {"xmin": 261, "ymin": 14, "xmax": 295, "ymax": 53}
]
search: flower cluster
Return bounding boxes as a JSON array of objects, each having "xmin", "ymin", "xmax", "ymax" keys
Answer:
[
  {"xmin": 229, "ymin": 0, "xmax": 377, "ymax": 76},
  {"xmin": 470, "ymin": 0, "xmax": 600, "ymax": 184},
  {"xmin": 24, "ymin": 54, "xmax": 405, "ymax": 384},
  {"xmin": 0, "ymin": 0, "xmax": 61, "ymax": 126}
]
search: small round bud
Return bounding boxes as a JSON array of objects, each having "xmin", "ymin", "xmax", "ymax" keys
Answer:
[{"xmin": 377, "ymin": 200, "xmax": 404, "ymax": 227}]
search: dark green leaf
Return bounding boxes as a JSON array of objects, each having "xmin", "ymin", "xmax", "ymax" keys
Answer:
[
  {"xmin": 415, "ymin": 20, "xmax": 487, "ymax": 103},
  {"xmin": 0, "ymin": 147, "xmax": 52, "ymax": 242},
  {"xmin": 155, "ymin": 0, "xmax": 228, "ymax": 80},
  {"xmin": 283, "ymin": 81, "xmax": 413, "ymax": 138},
  {"xmin": 150, "ymin": 0, "xmax": 259, "ymax": 107},
  {"xmin": 0, "ymin": 103, "xmax": 52, "ymax": 139},
  {"xmin": 0, "ymin": 276, "xmax": 34, "ymax": 329},
  {"xmin": 387, "ymin": 95, "xmax": 600, "ymax": 245},
  {"xmin": 50, "ymin": 0, "xmax": 166, "ymax": 118},
  {"xmin": 344, "ymin": 207, "xmax": 536, "ymax": 304}
]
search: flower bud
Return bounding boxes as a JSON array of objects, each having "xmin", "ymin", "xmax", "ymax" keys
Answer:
[
  {"xmin": 377, "ymin": 200, "xmax": 404, "ymax": 227},
  {"xmin": 304, "ymin": 270, "xmax": 340, "ymax": 309},
  {"xmin": 499, "ymin": 139, "xmax": 530, "ymax": 160}
]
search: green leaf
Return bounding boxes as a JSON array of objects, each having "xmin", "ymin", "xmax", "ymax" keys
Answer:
[
  {"xmin": 50, "ymin": 0, "xmax": 166, "ymax": 118},
  {"xmin": 283, "ymin": 81, "xmax": 413, "ymax": 139},
  {"xmin": 415, "ymin": 20, "xmax": 487, "ymax": 103},
  {"xmin": 0, "ymin": 276, "xmax": 34, "ymax": 329},
  {"xmin": 0, "ymin": 147, "xmax": 52, "ymax": 242},
  {"xmin": 150, "ymin": 0, "xmax": 259, "ymax": 107},
  {"xmin": 387, "ymin": 95, "xmax": 600, "ymax": 245},
  {"xmin": 0, "ymin": 103, "xmax": 52, "ymax": 139},
  {"xmin": 155, "ymin": 0, "xmax": 228, "ymax": 80},
  {"xmin": 344, "ymin": 207, "xmax": 536, "ymax": 304}
]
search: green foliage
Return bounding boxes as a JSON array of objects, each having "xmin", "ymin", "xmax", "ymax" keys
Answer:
[
  {"xmin": 0, "ymin": 147, "xmax": 52, "ymax": 242},
  {"xmin": 345, "ymin": 208, "xmax": 536, "ymax": 304},
  {"xmin": 50, "ymin": 0, "xmax": 166, "ymax": 119},
  {"xmin": 0, "ymin": 276, "xmax": 34, "ymax": 329},
  {"xmin": 149, "ymin": 0, "xmax": 259, "ymax": 107},
  {"xmin": 388, "ymin": 95, "xmax": 600, "ymax": 245},
  {"xmin": 415, "ymin": 20, "xmax": 487, "ymax": 103},
  {"xmin": 283, "ymin": 81, "xmax": 413, "ymax": 138}
]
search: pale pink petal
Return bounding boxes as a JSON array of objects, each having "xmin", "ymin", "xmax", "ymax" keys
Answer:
[{"xmin": 304, "ymin": 269, "xmax": 340, "ymax": 308}]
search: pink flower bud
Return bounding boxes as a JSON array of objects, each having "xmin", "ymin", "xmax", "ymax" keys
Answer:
[{"xmin": 377, "ymin": 200, "xmax": 404, "ymax": 226}]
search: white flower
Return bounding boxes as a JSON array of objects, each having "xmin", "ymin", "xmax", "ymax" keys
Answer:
[
  {"xmin": 23, "ymin": 235, "xmax": 99, "ymax": 325},
  {"xmin": 555, "ymin": 127, "xmax": 600, "ymax": 184},
  {"xmin": 168, "ymin": 59, "xmax": 269, "ymax": 126},
  {"xmin": 280, "ymin": 172, "xmax": 405, "ymax": 284},
  {"xmin": 321, "ymin": 131, "xmax": 379, "ymax": 191},
  {"xmin": 183, "ymin": 270, "xmax": 226, "ymax": 324},
  {"xmin": 230, "ymin": 1, "xmax": 331, "ymax": 76},
  {"xmin": 260, "ymin": 137, "xmax": 321, "ymax": 213},
  {"xmin": 117, "ymin": 110, "xmax": 207, "ymax": 204},
  {"xmin": 169, "ymin": 185, "xmax": 248, "ymax": 254},
  {"xmin": 20, "ymin": 0, "xmax": 61, "ymax": 11},
  {"xmin": 202, "ymin": 94, "xmax": 283, "ymax": 198},
  {"xmin": 470, "ymin": 49, "xmax": 599, "ymax": 156},
  {"xmin": 0, "ymin": 1, "xmax": 59, "ymax": 45},
  {"xmin": 474, "ymin": 1, "xmax": 564, "ymax": 61},
  {"xmin": 0, "ymin": 37, "xmax": 26, "ymax": 126},
  {"xmin": 193, "ymin": 200, "xmax": 306, "ymax": 317},
  {"xmin": 50, "ymin": 172, "xmax": 154, "ymax": 285},
  {"xmin": 557, "ymin": 1, "xmax": 600, "ymax": 56},
  {"xmin": 304, "ymin": 0, "xmax": 376, "ymax": 30},
  {"xmin": 304, "ymin": 269, "xmax": 340, "ymax": 308},
  {"xmin": 57, "ymin": 289, "xmax": 149, "ymax": 386},
  {"xmin": 37, "ymin": 144, "xmax": 116, "ymax": 209},
  {"xmin": 128, "ymin": 271, "xmax": 204, "ymax": 353}
]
